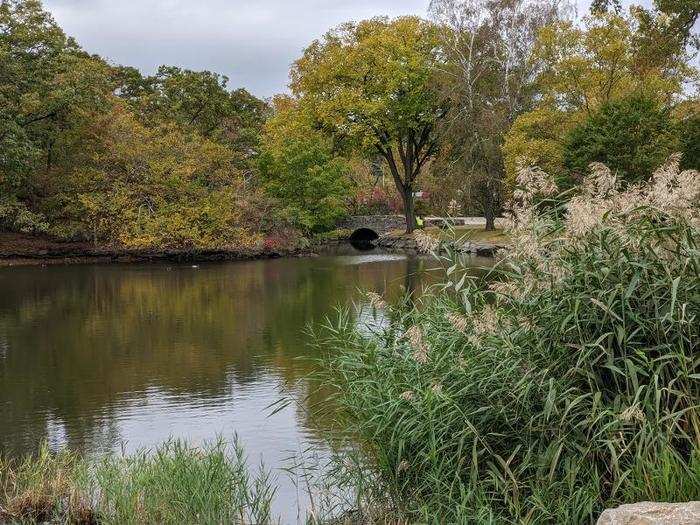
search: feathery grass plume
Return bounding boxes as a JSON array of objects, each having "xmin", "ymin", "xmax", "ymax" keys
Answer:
[
  {"xmin": 404, "ymin": 325, "xmax": 429, "ymax": 364},
  {"xmin": 583, "ymin": 162, "xmax": 618, "ymax": 197},
  {"xmin": 365, "ymin": 291, "xmax": 388, "ymax": 310},
  {"xmin": 400, "ymin": 390, "xmax": 415, "ymax": 401},
  {"xmin": 647, "ymin": 153, "xmax": 700, "ymax": 228},
  {"xmin": 320, "ymin": 156, "xmax": 699, "ymax": 523},
  {"xmin": 446, "ymin": 312, "xmax": 468, "ymax": 332},
  {"xmin": 470, "ymin": 305, "xmax": 500, "ymax": 338},
  {"xmin": 488, "ymin": 279, "xmax": 526, "ymax": 301},
  {"xmin": 414, "ymin": 230, "xmax": 440, "ymax": 254},
  {"xmin": 447, "ymin": 199, "xmax": 461, "ymax": 216}
]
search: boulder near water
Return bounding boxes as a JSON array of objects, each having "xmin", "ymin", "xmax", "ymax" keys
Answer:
[{"xmin": 596, "ymin": 502, "xmax": 700, "ymax": 525}]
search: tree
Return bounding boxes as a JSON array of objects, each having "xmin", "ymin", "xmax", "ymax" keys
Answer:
[
  {"xmin": 593, "ymin": 0, "xmax": 699, "ymax": 54},
  {"xmin": 563, "ymin": 95, "xmax": 679, "ymax": 184},
  {"xmin": 0, "ymin": 0, "xmax": 114, "ymax": 230},
  {"xmin": 534, "ymin": 13, "xmax": 673, "ymax": 115},
  {"xmin": 503, "ymin": 9, "xmax": 697, "ymax": 192},
  {"xmin": 429, "ymin": 0, "xmax": 564, "ymax": 229},
  {"xmin": 258, "ymin": 97, "xmax": 350, "ymax": 233},
  {"xmin": 146, "ymin": 66, "xmax": 236, "ymax": 137},
  {"xmin": 0, "ymin": 0, "xmax": 75, "ymax": 179},
  {"xmin": 116, "ymin": 65, "xmax": 269, "ymax": 178},
  {"xmin": 676, "ymin": 102, "xmax": 700, "ymax": 171},
  {"xmin": 72, "ymin": 103, "xmax": 272, "ymax": 249},
  {"xmin": 0, "ymin": 0, "xmax": 279, "ymax": 249},
  {"xmin": 291, "ymin": 17, "xmax": 447, "ymax": 233},
  {"xmin": 502, "ymin": 106, "xmax": 571, "ymax": 190}
]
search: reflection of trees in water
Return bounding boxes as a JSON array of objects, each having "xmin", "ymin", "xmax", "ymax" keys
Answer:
[
  {"xmin": 0, "ymin": 329, "xmax": 7, "ymax": 359},
  {"xmin": 0, "ymin": 256, "xmax": 428, "ymax": 456}
]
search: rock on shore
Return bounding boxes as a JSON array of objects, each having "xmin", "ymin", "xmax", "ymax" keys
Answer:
[{"xmin": 597, "ymin": 501, "xmax": 700, "ymax": 525}]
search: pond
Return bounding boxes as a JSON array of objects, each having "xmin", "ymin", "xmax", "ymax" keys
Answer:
[{"xmin": 0, "ymin": 246, "xmax": 491, "ymax": 522}]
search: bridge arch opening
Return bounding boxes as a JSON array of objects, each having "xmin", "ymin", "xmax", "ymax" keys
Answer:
[
  {"xmin": 349, "ymin": 228, "xmax": 379, "ymax": 250},
  {"xmin": 350, "ymin": 228, "xmax": 379, "ymax": 242}
]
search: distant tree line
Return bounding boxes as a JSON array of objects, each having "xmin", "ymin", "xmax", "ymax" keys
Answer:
[{"xmin": 1, "ymin": 0, "xmax": 697, "ymax": 243}]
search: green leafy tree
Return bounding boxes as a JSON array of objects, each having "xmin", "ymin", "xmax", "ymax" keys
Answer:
[
  {"xmin": 291, "ymin": 17, "xmax": 447, "ymax": 232},
  {"xmin": 0, "ymin": 0, "xmax": 115, "ymax": 230},
  {"xmin": 1, "ymin": 0, "xmax": 74, "ymax": 179},
  {"xmin": 113, "ymin": 65, "xmax": 269, "ymax": 177},
  {"xmin": 112, "ymin": 65, "xmax": 156, "ymax": 103},
  {"xmin": 259, "ymin": 97, "xmax": 350, "ymax": 233},
  {"xmin": 147, "ymin": 66, "xmax": 235, "ymax": 137},
  {"xmin": 503, "ymin": 9, "xmax": 697, "ymax": 192},
  {"xmin": 563, "ymin": 95, "xmax": 679, "ymax": 184}
]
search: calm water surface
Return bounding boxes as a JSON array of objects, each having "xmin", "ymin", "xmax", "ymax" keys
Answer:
[{"xmin": 0, "ymin": 247, "xmax": 488, "ymax": 521}]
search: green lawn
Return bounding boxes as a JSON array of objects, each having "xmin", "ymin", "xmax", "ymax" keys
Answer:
[{"xmin": 427, "ymin": 225, "xmax": 508, "ymax": 244}]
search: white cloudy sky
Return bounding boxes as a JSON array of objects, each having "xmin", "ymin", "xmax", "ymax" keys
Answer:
[{"xmin": 43, "ymin": 0, "xmax": 653, "ymax": 98}]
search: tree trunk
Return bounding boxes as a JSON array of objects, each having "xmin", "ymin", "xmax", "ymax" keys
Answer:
[
  {"xmin": 402, "ymin": 187, "xmax": 417, "ymax": 233},
  {"xmin": 483, "ymin": 186, "xmax": 496, "ymax": 231},
  {"xmin": 375, "ymin": 141, "xmax": 422, "ymax": 234}
]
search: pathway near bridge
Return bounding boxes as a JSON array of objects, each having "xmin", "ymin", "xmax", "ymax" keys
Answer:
[{"xmin": 340, "ymin": 215, "xmax": 507, "ymax": 238}]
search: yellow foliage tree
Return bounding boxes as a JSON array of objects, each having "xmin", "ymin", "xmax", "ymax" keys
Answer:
[
  {"xmin": 503, "ymin": 10, "xmax": 696, "ymax": 190},
  {"xmin": 72, "ymin": 103, "xmax": 267, "ymax": 249},
  {"xmin": 291, "ymin": 17, "xmax": 446, "ymax": 232}
]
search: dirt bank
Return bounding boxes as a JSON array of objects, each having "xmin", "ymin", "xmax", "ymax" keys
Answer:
[{"xmin": 0, "ymin": 232, "xmax": 302, "ymax": 267}]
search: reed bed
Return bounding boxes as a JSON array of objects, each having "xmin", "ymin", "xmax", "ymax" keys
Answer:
[
  {"xmin": 319, "ymin": 156, "xmax": 700, "ymax": 523},
  {"xmin": 0, "ymin": 438, "xmax": 275, "ymax": 524}
]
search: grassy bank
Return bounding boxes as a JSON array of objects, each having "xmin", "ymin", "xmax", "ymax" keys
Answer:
[
  {"xmin": 431, "ymin": 225, "xmax": 508, "ymax": 245},
  {"xmin": 0, "ymin": 439, "xmax": 275, "ymax": 524},
  {"xmin": 320, "ymin": 159, "xmax": 700, "ymax": 523}
]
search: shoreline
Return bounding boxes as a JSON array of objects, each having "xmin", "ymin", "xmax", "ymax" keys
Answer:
[
  {"xmin": 0, "ymin": 248, "xmax": 313, "ymax": 267},
  {"xmin": 375, "ymin": 233, "xmax": 504, "ymax": 257},
  {"xmin": 0, "ymin": 231, "xmax": 503, "ymax": 267},
  {"xmin": 0, "ymin": 231, "xmax": 321, "ymax": 267}
]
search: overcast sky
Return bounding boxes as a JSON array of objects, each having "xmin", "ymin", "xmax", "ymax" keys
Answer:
[{"xmin": 43, "ymin": 0, "xmax": 650, "ymax": 98}]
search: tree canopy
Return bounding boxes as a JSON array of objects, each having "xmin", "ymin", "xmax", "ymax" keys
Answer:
[
  {"xmin": 1, "ymin": 0, "xmax": 697, "ymax": 245},
  {"xmin": 0, "ymin": 0, "xmax": 278, "ymax": 248},
  {"xmin": 259, "ymin": 97, "xmax": 350, "ymax": 232},
  {"xmin": 503, "ymin": 7, "xmax": 698, "ymax": 191},
  {"xmin": 291, "ymin": 16, "xmax": 447, "ymax": 232},
  {"xmin": 563, "ymin": 95, "xmax": 679, "ymax": 184},
  {"xmin": 429, "ymin": 0, "xmax": 563, "ymax": 228}
]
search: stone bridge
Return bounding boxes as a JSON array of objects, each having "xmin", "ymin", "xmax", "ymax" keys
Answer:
[
  {"xmin": 339, "ymin": 215, "xmax": 506, "ymax": 241},
  {"xmin": 338, "ymin": 215, "xmax": 406, "ymax": 241}
]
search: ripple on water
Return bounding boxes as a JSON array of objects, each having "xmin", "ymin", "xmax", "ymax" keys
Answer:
[{"xmin": 337, "ymin": 253, "xmax": 407, "ymax": 265}]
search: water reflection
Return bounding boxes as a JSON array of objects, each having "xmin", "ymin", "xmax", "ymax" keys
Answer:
[{"xmin": 0, "ymin": 251, "xmax": 489, "ymax": 519}]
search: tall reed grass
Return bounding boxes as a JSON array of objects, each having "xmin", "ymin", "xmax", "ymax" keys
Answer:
[
  {"xmin": 0, "ymin": 438, "xmax": 275, "ymax": 524},
  {"xmin": 319, "ymin": 156, "xmax": 700, "ymax": 523}
]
